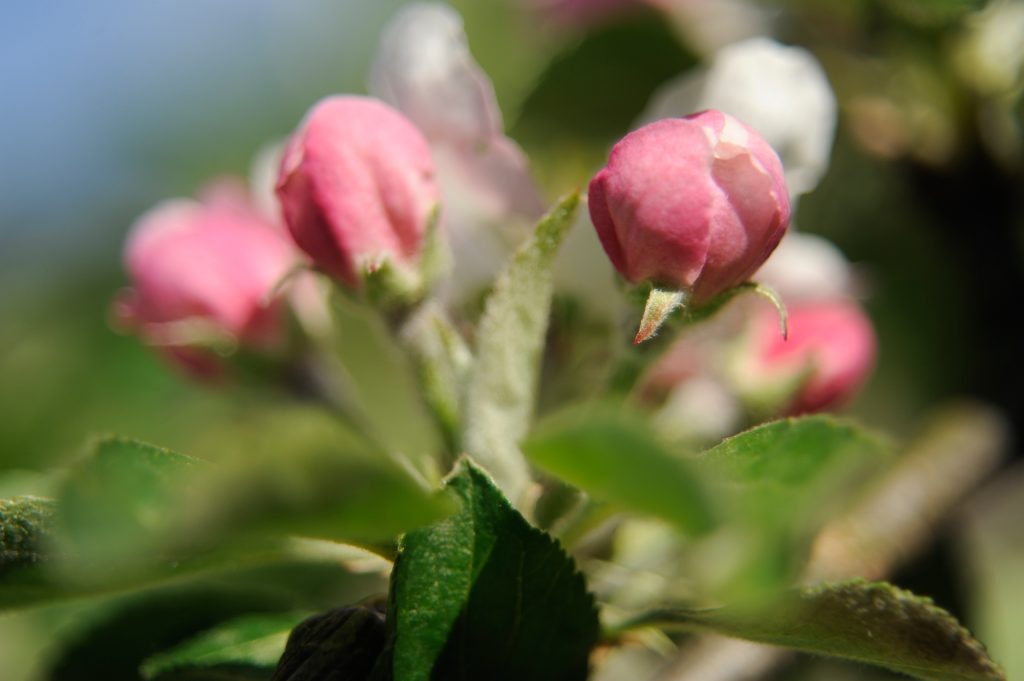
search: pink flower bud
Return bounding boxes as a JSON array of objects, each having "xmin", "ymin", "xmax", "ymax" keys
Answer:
[
  {"xmin": 276, "ymin": 95, "xmax": 440, "ymax": 288},
  {"xmin": 116, "ymin": 182, "xmax": 297, "ymax": 376},
  {"xmin": 746, "ymin": 300, "xmax": 877, "ymax": 414},
  {"xmin": 588, "ymin": 110, "xmax": 790, "ymax": 303}
]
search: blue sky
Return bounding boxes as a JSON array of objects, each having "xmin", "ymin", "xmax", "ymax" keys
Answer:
[{"xmin": 0, "ymin": 0, "xmax": 404, "ymax": 265}]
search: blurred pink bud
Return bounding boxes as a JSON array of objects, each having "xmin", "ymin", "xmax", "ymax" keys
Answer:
[
  {"xmin": 749, "ymin": 300, "xmax": 877, "ymax": 414},
  {"xmin": 117, "ymin": 182, "xmax": 297, "ymax": 376},
  {"xmin": 588, "ymin": 110, "xmax": 790, "ymax": 303},
  {"xmin": 276, "ymin": 96, "xmax": 440, "ymax": 288}
]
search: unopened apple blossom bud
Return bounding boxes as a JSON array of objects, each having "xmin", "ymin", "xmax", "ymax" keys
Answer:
[
  {"xmin": 740, "ymin": 300, "xmax": 877, "ymax": 414},
  {"xmin": 588, "ymin": 110, "xmax": 790, "ymax": 305},
  {"xmin": 276, "ymin": 96, "xmax": 440, "ymax": 292},
  {"xmin": 115, "ymin": 182, "xmax": 297, "ymax": 376}
]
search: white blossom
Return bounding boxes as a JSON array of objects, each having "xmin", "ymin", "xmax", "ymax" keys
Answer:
[
  {"xmin": 369, "ymin": 3, "xmax": 546, "ymax": 302},
  {"xmin": 655, "ymin": 0, "xmax": 775, "ymax": 56},
  {"xmin": 755, "ymin": 232, "xmax": 855, "ymax": 302}
]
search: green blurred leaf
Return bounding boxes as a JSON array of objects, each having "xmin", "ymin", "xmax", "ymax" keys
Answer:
[
  {"xmin": 462, "ymin": 191, "xmax": 580, "ymax": 500},
  {"xmin": 512, "ymin": 12, "xmax": 695, "ymax": 147},
  {"xmin": 177, "ymin": 439, "xmax": 454, "ymax": 553},
  {"xmin": 51, "ymin": 427, "xmax": 453, "ymax": 583},
  {"xmin": 523, "ymin": 405, "xmax": 714, "ymax": 536},
  {"xmin": 398, "ymin": 303, "xmax": 472, "ymax": 454},
  {"xmin": 53, "ymin": 437, "xmax": 203, "ymax": 573},
  {"xmin": 694, "ymin": 417, "xmax": 892, "ymax": 597},
  {"xmin": 959, "ymin": 467, "xmax": 1024, "ymax": 681},
  {"xmin": 272, "ymin": 606, "xmax": 387, "ymax": 681},
  {"xmin": 50, "ymin": 587, "xmax": 294, "ymax": 681},
  {"xmin": 46, "ymin": 554, "xmax": 386, "ymax": 680},
  {"xmin": 700, "ymin": 416, "xmax": 892, "ymax": 526},
  {"xmin": 380, "ymin": 460, "xmax": 599, "ymax": 681},
  {"xmin": 628, "ymin": 579, "xmax": 1005, "ymax": 681},
  {"xmin": 328, "ymin": 293, "xmax": 441, "ymax": 479},
  {"xmin": 884, "ymin": 0, "xmax": 984, "ymax": 27},
  {"xmin": 141, "ymin": 612, "xmax": 304, "ymax": 680}
]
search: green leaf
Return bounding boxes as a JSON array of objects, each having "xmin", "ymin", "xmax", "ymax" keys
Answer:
[
  {"xmin": 176, "ymin": 439, "xmax": 454, "ymax": 553},
  {"xmin": 51, "ymin": 427, "xmax": 453, "ymax": 583},
  {"xmin": 886, "ymin": 0, "xmax": 983, "ymax": 27},
  {"xmin": 177, "ymin": 406, "xmax": 453, "ymax": 549},
  {"xmin": 462, "ymin": 191, "xmax": 580, "ymax": 501},
  {"xmin": 523, "ymin": 405, "xmax": 714, "ymax": 536},
  {"xmin": 398, "ymin": 302, "xmax": 472, "ymax": 454},
  {"xmin": 0, "ymin": 495, "xmax": 73, "ymax": 609},
  {"xmin": 627, "ymin": 579, "xmax": 1005, "ymax": 681},
  {"xmin": 512, "ymin": 12, "xmax": 695, "ymax": 149},
  {"xmin": 1, "ymin": 496, "xmax": 55, "ymax": 574},
  {"xmin": 141, "ymin": 612, "xmax": 305, "ymax": 680},
  {"xmin": 694, "ymin": 417, "xmax": 892, "ymax": 597},
  {"xmin": 381, "ymin": 460, "xmax": 599, "ymax": 681},
  {"xmin": 700, "ymin": 416, "xmax": 891, "ymax": 527},
  {"xmin": 49, "ymin": 587, "xmax": 290, "ymax": 681},
  {"xmin": 329, "ymin": 293, "xmax": 442, "ymax": 480},
  {"xmin": 46, "ymin": 555, "xmax": 388, "ymax": 680},
  {"xmin": 272, "ymin": 606, "xmax": 387, "ymax": 681},
  {"xmin": 52, "ymin": 437, "xmax": 203, "ymax": 575}
]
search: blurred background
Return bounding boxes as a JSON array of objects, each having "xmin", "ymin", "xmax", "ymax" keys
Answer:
[{"xmin": 1, "ymin": 0, "xmax": 1023, "ymax": 678}]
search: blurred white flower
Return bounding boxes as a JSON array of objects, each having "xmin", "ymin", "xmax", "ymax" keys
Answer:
[
  {"xmin": 248, "ymin": 139, "xmax": 285, "ymax": 223},
  {"xmin": 653, "ymin": 374, "xmax": 742, "ymax": 443},
  {"xmin": 640, "ymin": 37, "xmax": 837, "ymax": 198},
  {"xmin": 369, "ymin": 3, "xmax": 501, "ymax": 146},
  {"xmin": 755, "ymin": 232, "xmax": 855, "ymax": 302},
  {"xmin": 654, "ymin": 0, "xmax": 774, "ymax": 56},
  {"xmin": 369, "ymin": 2, "xmax": 546, "ymax": 301}
]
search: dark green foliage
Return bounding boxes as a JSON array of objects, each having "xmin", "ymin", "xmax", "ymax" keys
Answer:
[{"xmin": 380, "ymin": 461, "xmax": 599, "ymax": 681}]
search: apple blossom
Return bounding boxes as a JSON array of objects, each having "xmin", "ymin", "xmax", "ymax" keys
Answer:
[
  {"xmin": 588, "ymin": 110, "xmax": 790, "ymax": 305},
  {"xmin": 740, "ymin": 299, "xmax": 877, "ymax": 414},
  {"xmin": 754, "ymin": 232, "xmax": 856, "ymax": 302},
  {"xmin": 276, "ymin": 95, "xmax": 440, "ymax": 290},
  {"xmin": 369, "ymin": 3, "xmax": 545, "ymax": 302},
  {"xmin": 652, "ymin": 0, "xmax": 774, "ymax": 56},
  {"xmin": 116, "ymin": 181, "xmax": 297, "ymax": 375}
]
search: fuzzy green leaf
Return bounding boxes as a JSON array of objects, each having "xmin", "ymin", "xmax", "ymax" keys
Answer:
[
  {"xmin": 1, "ymin": 495, "xmax": 55, "ymax": 573},
  {"xmin": 0, "ymin": 496, "xmax": 68, "ymax": 609},
  {"xmin": 462, "ymin": 192, "xmax": 580, "ymax": 501},
  {"xmin": 629, "ymin": 579, "xmax": 1005, "ymax": 681},
  {"xmin": 381, "ymin": 460, "xmax": 598, "ymax": 681},
  {"xmin": 523, "ymin": 405, "xmax": 714, "ymax": 536}
]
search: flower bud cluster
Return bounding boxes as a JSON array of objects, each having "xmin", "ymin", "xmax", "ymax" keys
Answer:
[
  {"xmin": 589, "ymin": 110, "xmax": 790, "ymax": 304},
  {"xmin": 115, "ymin": 1, "xmax": 872, "ymax": 425}
]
